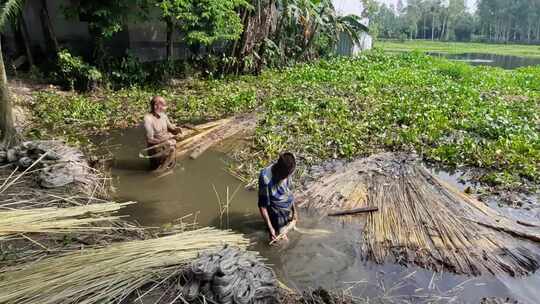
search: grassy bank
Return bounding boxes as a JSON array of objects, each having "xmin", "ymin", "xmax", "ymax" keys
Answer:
[
  {"xmin": 30, "ymin": 51, "xmax": 540, "ymax": 188},
  {"xmin": 378, "ymin": 40, "xmax": 540, "ymax": 58}
]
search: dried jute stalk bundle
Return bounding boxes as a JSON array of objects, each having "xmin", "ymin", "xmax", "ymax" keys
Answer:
[
  {"xmin": 0, "ymin": 202, "xmax": 134, "ymax": 240},
  {"xmin": 175, "ymin": 113, "xmax": 257, "ymax": 160},
  {"xmin": 298, "ymin": 152, "xmax": 540, "ymax": 276},
  {"xmin": 0, "ymin": 227, "xmax": 250, "ymax": 304}
]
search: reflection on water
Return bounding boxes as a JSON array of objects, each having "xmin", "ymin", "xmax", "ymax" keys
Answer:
[
  {"xmin": 428, "ymin": 52, "xmax": 540, "ymax": 69},
  {"xmin": 100, "ymin": 127, "xmax": 540, "ymax": 303}
]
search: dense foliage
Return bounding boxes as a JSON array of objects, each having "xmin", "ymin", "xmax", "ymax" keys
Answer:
[
  {"xmin": 366, "ymin": 0, "xmax": 540, "ymax": 44},
  {"xmin": 31, "ymin": 51, "xmax": 540, "ymax": 188}
]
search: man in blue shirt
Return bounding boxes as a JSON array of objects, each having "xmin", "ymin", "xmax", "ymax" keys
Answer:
[{"xmin": 258, "ymin": 152, "xmax": 298, "ymax": 242}]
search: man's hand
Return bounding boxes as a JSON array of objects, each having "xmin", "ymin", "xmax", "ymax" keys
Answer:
[{"xmin": 268, "ymin": 226, "xmax": 277, "ymax": 241}]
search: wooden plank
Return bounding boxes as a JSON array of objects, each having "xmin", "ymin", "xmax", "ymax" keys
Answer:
[{"xmin": 327, "ymin": 206, "xmax": 379, "ymax": 217}]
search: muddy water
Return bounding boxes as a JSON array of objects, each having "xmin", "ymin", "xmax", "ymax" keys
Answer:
[
  {"xmin": 100, "ymin": 127, "xmax": 540, "ymax": 303},
  {"xmin": 428, "ymin": 52, "xmax": 540, "ymax": 69}
]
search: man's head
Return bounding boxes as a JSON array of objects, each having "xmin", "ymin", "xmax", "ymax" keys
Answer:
[
  {"xmin": 150, "ymin": 96, "xmax": 168, "ymax": 115},
  {"xmin": 272, "ymin": 152, "xmax": 296, "ymax": 182}
]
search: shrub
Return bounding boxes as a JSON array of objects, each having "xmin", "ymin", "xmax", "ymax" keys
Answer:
[
  {"xmin": 108, "ymin": 52, "xmax": 149, "ymax": 88},
  {"xmin": 55, "ymin": 50, "xmax": 102, "ymax": 91}
]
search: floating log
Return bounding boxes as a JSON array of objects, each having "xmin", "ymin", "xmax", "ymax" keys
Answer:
[
  {"xmin": 327, "ymin": 206, "xmax": 378, "ymax": 216},
  {"xmin": 297, "ymin": 152, "xmax": 540, "ymax": 276}
]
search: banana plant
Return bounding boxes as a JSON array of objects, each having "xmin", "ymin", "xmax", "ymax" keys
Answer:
[{"xmin": 273, "ymin": 0, "xmax": 369, "ymax": 63}]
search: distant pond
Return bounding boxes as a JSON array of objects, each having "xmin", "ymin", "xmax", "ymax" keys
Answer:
[{"xmin": 428, "ymin": 52, "xmax": 540, "ymax": 69}]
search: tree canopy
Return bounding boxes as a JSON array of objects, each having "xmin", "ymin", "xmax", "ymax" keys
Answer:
[{"xmin": 366, "ymin": 0, "xmax": 540, "ymax": 44}]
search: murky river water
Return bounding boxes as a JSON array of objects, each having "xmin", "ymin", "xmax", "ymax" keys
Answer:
[
  {"xmin": 428, "ymin": 52, "xmax": 540, "ymax": 69},
  {"xmin": 99, "ymin": 127, "xmax": 540, "ymax": 303}
]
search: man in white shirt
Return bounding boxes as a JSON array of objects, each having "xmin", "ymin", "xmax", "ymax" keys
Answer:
[{"xmin": 143, "ymin": 96, "xmax": 182, "ymax": 170}]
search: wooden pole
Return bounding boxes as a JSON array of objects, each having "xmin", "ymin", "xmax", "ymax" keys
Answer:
[{"xmin": 327, "ymin": 206, "xmax": 378, "ymax": 217}]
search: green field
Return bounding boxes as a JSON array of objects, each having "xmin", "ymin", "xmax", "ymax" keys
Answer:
[{"xmin": 378, "ymin": 40, "xmax": 540, "ymax": 58}]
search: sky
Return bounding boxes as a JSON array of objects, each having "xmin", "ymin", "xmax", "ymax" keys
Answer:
[
  {"xmin": 333, "ymin": 0, "xmax": 477, "ymax": 17},
  {"xmin": 378, "ymin": 0, "xmax": 478, "ymax": 12}
]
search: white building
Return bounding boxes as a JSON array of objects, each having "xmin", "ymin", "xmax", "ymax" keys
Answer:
[{"xmin": 332, "ymin": 0, "xmax": 372, "ymax": 56}]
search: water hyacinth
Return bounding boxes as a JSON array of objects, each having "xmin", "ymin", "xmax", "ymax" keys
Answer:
[{"xmin": 31, "ymin": 51, "xmax": 540, "ymax": 188}]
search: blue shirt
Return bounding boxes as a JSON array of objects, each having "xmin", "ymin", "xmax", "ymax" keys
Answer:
[{"xmin": 258, "ymin": 164, "xmax": 294, "ymax": 210}]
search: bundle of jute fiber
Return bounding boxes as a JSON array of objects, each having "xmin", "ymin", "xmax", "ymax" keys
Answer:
[
  {"xmin": 183, "ymin": 246, "xmax": 277, "ymax": 304},
  {"xmin": 0, "ymin": 227, "xmax": 250, "ymax": 304},
  {"xmin": 0, "ymin": 202, "xmax": 134, "ymax": 240},
  {"xmin": 175, "ymin": 113, "xmax": 257, "ymax": 160},
  {"xmin": 297, "ymin": 152, "xmax": 540, "ymax": 276}
]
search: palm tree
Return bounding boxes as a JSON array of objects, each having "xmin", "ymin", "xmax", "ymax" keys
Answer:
[{"xmin": 0, "ymin": 0, "xmax": 24, "ymax": 146}]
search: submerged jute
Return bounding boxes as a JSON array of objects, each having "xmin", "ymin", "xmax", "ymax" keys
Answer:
[
  {"xmin": 183, "ymin": 246, "xmax": 277, "ymax": 304},
  {"xmin": 298, "ymin": 152, "xmax": 540, "ymax": 276},
  {"xmin": 175, "ymin": 113, "xmax": 257, "ymax": 159}
]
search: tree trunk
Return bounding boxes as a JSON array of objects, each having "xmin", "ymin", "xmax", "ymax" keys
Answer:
[
  {"xmin": 40, "ymin": 0, "xmax": 59, "ymax": 56},
  {"xmin": 431, "ymin": 14, "xmax": 435, "ymax": 40},
  {"xmin": 166, "ymin": 18, "xmax": 173, "ymax": 61},
  {"xmin": 423, "ymin": 15, "xmax": 426, "ymax": 39},
  {"xmin": 19, "ymin": 12, "xmax": 33, "ymax": 68},
  {"xmin": 298, "ymin": 22, "xmax": 319, "ymax": 60},
  {"xmin": 0, "ymin": 40, "xmax": 18, "ymax": 146},
  {"xmin": 527, "ymin": 22, "xmax": 531, "ymax": 43},
  {"xmin": 440, "ymin": 16, "xmax": 447, "ymax": 41}
]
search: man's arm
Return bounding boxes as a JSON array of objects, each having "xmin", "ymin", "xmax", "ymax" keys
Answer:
[
  {"xmin": 165, "ymin": 115, "xmax": 182, "ymax": 135},
  {"xmin": 259, "ymin": 207, "xmax": 277, "ymax": 240},
  {"xmin": 287, "ymin": 178, "xmax": 298, "ymax": 221},
  {"xmin": 258, "ymin": 173, "xmax": 277, "ymax": 240}
]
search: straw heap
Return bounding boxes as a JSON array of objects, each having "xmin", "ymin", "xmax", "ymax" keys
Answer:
[
  {"xmin": 298, "ymin": 152, "xmax": 540, "ymax": 276},
  {"xmin": 0, "ymin": 202, "xmax": 134, "ymax": 240},
  {"xmin": 0, "ymin": 227, "xmax": 250, "ymax": 304}
]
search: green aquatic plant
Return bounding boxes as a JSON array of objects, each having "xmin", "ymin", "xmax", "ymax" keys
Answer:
[{"xmin": 31, "ymin": 51, "xmax": 540, "ymax": 188}]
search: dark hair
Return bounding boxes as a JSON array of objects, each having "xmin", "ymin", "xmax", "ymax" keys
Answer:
[{"xmin": 271, "ymin": 152, "xmax": 296, "ymax": 182}]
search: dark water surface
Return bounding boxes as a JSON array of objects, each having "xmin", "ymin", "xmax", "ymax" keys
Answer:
[
  {"xmin": 99, "ymin": 127, "xmax": 540, "ymax": 303},
  {"xmin": 428, "ymin": 52, "xmax": 540, "ymax": 69}
]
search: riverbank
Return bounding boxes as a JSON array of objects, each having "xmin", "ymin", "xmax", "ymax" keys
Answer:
[
  {"xmin": 378, "ymin": 40, "xmax": 540, "ymax": 58},
  {"xmin": 25, "ymin": 50, "xmax": 540, "ymax": 191}
]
